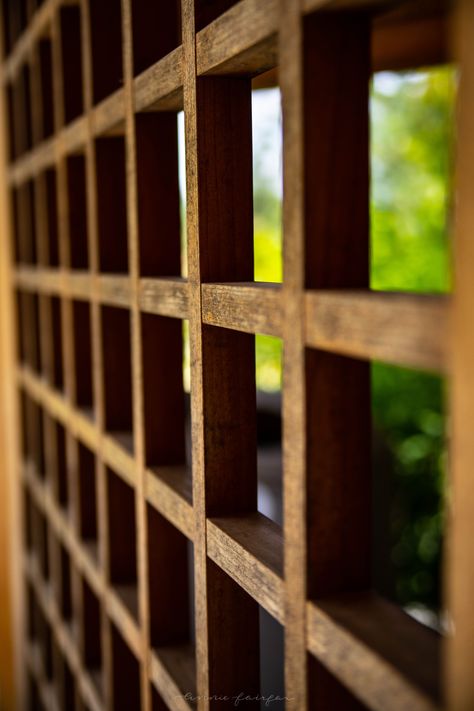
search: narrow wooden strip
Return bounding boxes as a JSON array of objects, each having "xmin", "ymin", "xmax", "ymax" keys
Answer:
[
  {"xmin": 15, "ymin": 266, "xmax": 63, "ymax": 295},
  {"xmin": 97, "ymin": 275, "xmax": 131, "ymax": 309},
  {"xmin": 206, "ymin": 514, "xmax": 284, "ymax": 623},
  {"xmin": 145, "ymin": 467, "xmax": 194, "ymax": 541},
  {"xmin": 14, "ymin": 269, "xmax": 189, "ymax": 315},
  {"xmin": 306, "ymin": 594, "xmax": 441, "ymax": 711},
  {"xmin": 305, "ymin": 291, "xmax": 448, "ymax": 372},
  {"xmin": 139, "ymin": 278, "xmax": 189, "ymax": 319},
  {"xmin": 201, "ymin": 282, "xmax": 282, "ymax": 336},
  {"xmin": 196, "ymin": 0, "xmax": 277, "ymax": 76},
  {"xmin": 149, "ymin": 646, "xmax": 195, "ymax": 711}
]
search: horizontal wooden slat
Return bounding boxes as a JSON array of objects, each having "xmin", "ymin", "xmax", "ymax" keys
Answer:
[
  {"xmin": 201, "ymin": 282, "xmax": 282, "ymax": 336},
  {"xmin": 307, "ymin": 592, "xmax": 441, "ymax": 711},
  {"xmin": 15, "ymin": 268, "xmax": 189, "ymax": 317},
  {"xmin": 207, "ymin": 513, "xmax": 284, "ymax": 623},
  {"xmin": 196, "ymin": 0, "xmax": 278, "ymax": 76},
  {"xmin": 139, "ymin": 278, "xmax": 189, "ymax": 319},
  {"xmin": 305, "ymin": 290, "xmax": 448, "ymax": 372},
  {"xmin": 150, "ymin": 645, "xmax": 195, "ymax": 711},
  {"xmin": 145, "ymin": 467, "xmax": 194, "ymax": 541}
]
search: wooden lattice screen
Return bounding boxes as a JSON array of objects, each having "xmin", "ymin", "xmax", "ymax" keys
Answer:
[{"xmin": 1, "ymin": 0, "xmax": 474, "ymax": 709}]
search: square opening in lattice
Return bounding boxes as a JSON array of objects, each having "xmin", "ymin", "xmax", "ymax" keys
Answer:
[
  {"xmin": 151, "ymin": 686, "xmax": 171, "ymax": 711},
  {"xmin": 101, "ymin": 306, "xmax": 134, "ymax": 451},
  {"xmin": 308, "ymin": 654, "xmax": 369, "ymax": 710},
  {"xmin": 42, "ymin": 168, "xmax": 59, "ymax": 266},
  {"xmin": 59, "ymin": 5, "xmax": 83, "ymax": 125},
  {"xmin": 194, "ymin": 0, "xmax": 240, "ymax": 32},
  {"xmin": 31, "ymin": 604, "xmax": 54, "ymax": 683},
  {"xmin": 142, "ymin": 314, "xmax": 190, "ymax": 469},
  {"xmin": 15, "ymin": 63, "xmax": 33, "ymax": 154},
  {"xmin": 135, "ymin": 112, "xmax": 184, "ymax": 277},
  {"xmin": 251, "ymin": 84, "xmax": 282, "ymax": 284},
  {"xmin": 90, "ymin": 0, "xmax": 123, "ymax": 105},
  {"xmin": 31, "ymin": 501, "xmax": 49, "ymax": 583},
  {"xmin": 106, "ymin": 468, "xmax": 138, "ymax": 619},
  {"xmin": 21, "ymin": 393, "xmax": 45, "ymax": 477},
  {"xmin": 43, "ymin": 414, "xmax": 68, "ymax": 509},
  {"xmin": 256, "ymin": 335, "xmax": 282, "ymax": 526},
  {"xmin": 131, "ymin": 0, "xmax": 181, "ymax": 76},
  {"xmin": 370, "ymin": 67, "xmax": 454, "ymax": 294},
  {"xmin": 372, "ymin": 362, "xmax": 446, "ymax": 632},
  {"xmin": 6, "ymin": 84, "xmax": 15, "ymax": 162},
  {"xmin": 44, "ymin": 295, "xmax": 64, "ymax": 391},
  {"xmin": 260, "ymin": 606, "xmax": 285, "ymax": 709},
  {"xmin": 12, "ymin": 181, "xmax": 36, "ymax": 264},
  {"xmin": 96, "ymin": 137, "xmax": 128, "ymax": 273},
  {"xmin": 66, "ymin": 153, "xmax": 89, "ymax": 270},
  {"xmin": 23, "ymin": 488, "xmax": 33, "ymax": 554},
  {"xmin": 205, "ymin": 561, "xmax": 285, "ymax": 706},
  {"xmin": 82, "ymin": 577, "xmax": 103, "ymax": 696},
  {"xmin": 111, "ymin": 624, "xmax": 141, "ymax": 711},
  {"xmin": 72, "ymin": 299, "xmax": 93, "ymax": 414},
  {"xmin": 38, "ymin": 37, "xmax": 54, "ymax": 140},
  {"xmin": 148, "ymin": 506, "xmax": 195, "ymax": 657},
  {"xmin": 59, "ymin": 542, "xmax": 73, "ymax": 625},
  {"xmin": 78, "ymin": 443, "xmax": 98, "ymax": 557}
]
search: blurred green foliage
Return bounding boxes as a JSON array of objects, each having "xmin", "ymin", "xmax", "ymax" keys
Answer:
[{"xmin": 252, "ymin": 68, "xmax": 454, "ymax": 616}]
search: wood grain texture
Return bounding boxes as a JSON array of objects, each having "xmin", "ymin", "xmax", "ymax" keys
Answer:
[
  {"xmin": 201, "ymin": 282, "xmax": 282, "ymax": 336},
  {"xmin": 447, "ymin": 2, "xmax": 474, "ymax": 708},
  {"xmin": 196, "ymin": 0, "xmax": 278, "ymax": 76},
  {"xmin": 305, "ymin": 290, "xmax": 448, "ymax": 372},
  {"xmin": 307, "ymin": 594, "xmax": 440, "ymax": 711},
  {"xmin": 207, "ymin": 514, "xmax": 284, "ymax": 623}
]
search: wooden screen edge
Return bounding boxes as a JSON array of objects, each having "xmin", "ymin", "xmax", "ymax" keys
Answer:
[
  {"xmin": 0, "ymin": 23, "xmax": 21, "ymax": 710},
  {"xmin": 446, "ymin": 1, "xmax": 474, "ymax": 708}
]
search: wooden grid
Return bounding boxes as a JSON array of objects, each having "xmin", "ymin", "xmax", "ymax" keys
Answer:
[{"xmin": 1, "ymin": 0, "xmax": 472, "ymax": 709}]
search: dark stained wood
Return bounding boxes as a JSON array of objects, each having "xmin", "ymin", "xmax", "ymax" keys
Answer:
[
  {"xmin": 0, "ymin": 1, "xmax": 462, "ymax": 710},
  {"xmin": 135, "ymin": 114, "xmax": 181, "ymax": 277}
]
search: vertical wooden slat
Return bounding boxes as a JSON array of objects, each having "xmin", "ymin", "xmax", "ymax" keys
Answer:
[
  {"xmin": 121, "ymin": 2, "xmax": 150, "ymax": 709},
  {"xmin": 448, "ymin": 2, "xmax": 474, "ymax": 709},
  {"xmin": 280, "ymin": 4, "xmax": 370, "ymax": 708},
  {"xmin": 80, "ymin": 0, "xmax": 112, "ymax": 705},
  {"xmin": 279, "ymin": 1, "xmax": 307, "ymax": 706},
  {"xmin": 0, "ymin": 4, "xmax": 21, "ymax": 705},
  {"xmin": 183, "ymin": 2, "xmax": 260, "ymax": 708}
]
